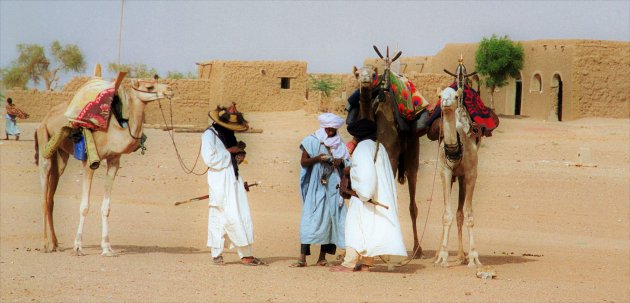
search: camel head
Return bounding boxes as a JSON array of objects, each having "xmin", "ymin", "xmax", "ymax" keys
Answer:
[
  {"xmin": 441, "ymin": 86, "xmax": 471, "ymax": 133},
  {"xmin": 353, "ymin": 65, "xmax": 378, "ymax": 89},
  {"xmin": 440, "ymin": 87, "xmax": 461, "ymax": 113},
  {"xmin": 130, "ymin": 77, "xmax": 174, "ymax": 102}
]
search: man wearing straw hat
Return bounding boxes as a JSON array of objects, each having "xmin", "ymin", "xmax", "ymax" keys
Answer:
[{"xmin": 202, "ymin": 102, "xmax": 266, "ymax": 266}]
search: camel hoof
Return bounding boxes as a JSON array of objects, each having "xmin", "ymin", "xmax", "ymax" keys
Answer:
[
  {"xmin": 101, "ymin": 251, "xmax": 117, "ymax": 257},
  {"xmin": 434, "ymin": 251, "xmax": 449, "ymax": 267},
  {"xmin": 73, "ymin": 247, "xmax": 85, "ymax": 256}
]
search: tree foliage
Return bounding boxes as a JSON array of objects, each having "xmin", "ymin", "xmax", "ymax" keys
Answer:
[
  {"xmin": 475, "ymin": 34, "xmax": 524, "ymax": 106},
  {"xmin": 309, "ymin": 75, "xmax": 341, "ymax": 97},
  {"xmin": 108, "ymin": 63, "xmax": 158, "ymax": 79},
  {"xmin": 1, "ymin": 41, "xmax": 85, "ymax": 90},
  {"xmin": 166, "ymin": 70, "xmax": 197, "ymax": 79},
  {"xmin": 1, "ymin": 66, "xmax": 29, "ymax": 90}
]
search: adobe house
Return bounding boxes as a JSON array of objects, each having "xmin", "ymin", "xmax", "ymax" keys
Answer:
[
  {"xmin": 196, "ymin": 60, "xmax": 309, "ymax": 112},
  {"xmin": 366, "ymin": 39, "xmax": 630, "ymax": 121}
]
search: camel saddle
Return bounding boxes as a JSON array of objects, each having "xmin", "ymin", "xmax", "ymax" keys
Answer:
[{"xmin": 64, "ymin": 78, "xmax": 130, "ymax": 131}]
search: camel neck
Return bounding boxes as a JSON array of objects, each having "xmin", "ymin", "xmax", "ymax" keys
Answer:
[
  {"xmin": 126, "ymin": 92, "xmax": 146, "ymax": 140},
  {"xmin": 442, "ymin": 110, "xmax": 458, "ymax": 146}
]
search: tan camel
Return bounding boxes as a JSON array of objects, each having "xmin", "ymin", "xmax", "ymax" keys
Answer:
[
  {"xmin": 35, "ymin": 71, "xmax": 174, "ymax": 256},
  {"xmin": 433, "ymin": 86, "xmax": 482, "ymax": 268},
  {"xmin": 352, "ymin": 62, "xmax": 423, "ymax": 257}
]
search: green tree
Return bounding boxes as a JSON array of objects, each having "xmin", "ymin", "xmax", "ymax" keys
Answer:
[
  {"xmin": 108, "ymin": 63, "xmax": 158, "ymax": 79},
  {"xmin": 166, "ymin": 70, "xmax": 197, "ymax": 79},
  {"xmin": 1, "ymin": 41, "xmax": 85, "ymax": 90},
  {"xmin": 475, "ymin": 34, "xmax": 524, "ymax": 108},
  {"xmin": 0, "ymin": 66, "xmax": 29, "ymax": 89},
  {"xmin": 309, "ymin": 75, "xmax": 341, "ymax": 98},
  {"xmin": 45, "ymin": 41, "xmax": 85, "ymax": 90}
]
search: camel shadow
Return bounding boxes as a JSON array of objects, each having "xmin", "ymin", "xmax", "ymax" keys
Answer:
[
  {"xmin": 420, "ymin": 249, "xmax": 539, "ymax": 266},
  {"xmin": 65, "ymin": 244, "xmax": 206, "ymax": 255}
]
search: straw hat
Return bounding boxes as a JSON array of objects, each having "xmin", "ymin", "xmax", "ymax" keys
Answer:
[{"xmin": 208, "ymin": 102, "xmax": 249, "ymax": 132}]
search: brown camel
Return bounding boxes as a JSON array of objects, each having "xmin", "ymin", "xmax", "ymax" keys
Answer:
[
  {"xmin": 352, "ymin": 46, "xmax": 424, "ymax": 256},
  {"xmin": 35, "ymin": 70, "xmax": 174, "ymax": 256},
  {"xmin": 433, "ymin": 85, "xmax": 482, "ymax": 268}
]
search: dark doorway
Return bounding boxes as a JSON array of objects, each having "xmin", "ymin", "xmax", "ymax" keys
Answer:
[
  {"xmin": 514, "ymin": 79, "xmax": 522, "ymax": 115},
  {"xmin": 556, "ymin": 77, "xmax": 563, "ymax": 121}
]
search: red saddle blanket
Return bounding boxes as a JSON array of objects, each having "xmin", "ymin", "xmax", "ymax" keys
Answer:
[
  {"xmin": 65, "ymin": 79, "xmax": 115, "ymax": 131},
  {"xmin": 448, "ymin": 82, "xmax": 497, "ymax": 131}
]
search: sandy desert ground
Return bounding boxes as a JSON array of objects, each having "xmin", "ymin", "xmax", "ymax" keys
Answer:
[{"xmin": 0, "ymin": 111, "xmax": 628, "ymax": 302}]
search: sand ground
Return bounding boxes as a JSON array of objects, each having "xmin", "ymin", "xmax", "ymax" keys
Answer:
[{"xmin": 1, "ymin": 111, "xmax": 628, "ymax": 302}]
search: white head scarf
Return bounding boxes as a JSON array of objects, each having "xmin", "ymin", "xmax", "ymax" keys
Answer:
[{"xmin": 314, "ymin": 113, "xmax": 348, "ymax": 160}]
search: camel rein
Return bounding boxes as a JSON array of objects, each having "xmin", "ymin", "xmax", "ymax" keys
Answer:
[{"xmin": 157, "ymin": 97, "xmax": 208, "ymax": 176}]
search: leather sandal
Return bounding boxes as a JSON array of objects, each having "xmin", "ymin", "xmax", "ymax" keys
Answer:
[
  {"xmin": 241, "ymin": 256, "xmax": 267, "ymax": 266},
  {"xmin": 212, "ymin": 255, "xmax": 224, "ymax": 265}
]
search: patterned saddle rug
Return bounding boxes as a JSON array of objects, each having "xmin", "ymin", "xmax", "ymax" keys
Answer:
[
  {"xmin": 448, "ymin": 82, "xmax": 498, "ymax": 132},
  {"xmin": 64, "ymin": 79, "xmax": 129, "ymax": 131},
  {"xmin": 389, "ymin": 72, "xmax": 429, "ymax": 121}
]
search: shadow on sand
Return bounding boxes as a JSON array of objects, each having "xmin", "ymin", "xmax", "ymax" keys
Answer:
[
  {"xmin": 419, "ymin": 249, "xmax": 539, "ymax": 266},
  {"xmin": 59, "ymin": 244, "xmax": 206, "ymax": 255}
]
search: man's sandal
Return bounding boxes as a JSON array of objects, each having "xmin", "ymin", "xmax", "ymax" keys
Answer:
[
  {"xmin": 212, "ymin": 255, "xmax": 224, "ymax": 266},
  {"xmin": 241, "ymin": 256, "xmax": 267, "ymax": 266},
  {"xmin": 315, "ymin": 259, "xmax": 329, "ymax": 267},
  {"xmin": 289, "ymin": 260, "xmax": 307, "ymax": 268}
]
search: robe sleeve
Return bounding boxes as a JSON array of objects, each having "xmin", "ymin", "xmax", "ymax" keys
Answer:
[
  {"xmin": 201, "ymin": 130, "xmax": 231, "ymax": 170},
  {"xmin": 350, "ymin": 140, "xmax": 377, "ymax": 202}
]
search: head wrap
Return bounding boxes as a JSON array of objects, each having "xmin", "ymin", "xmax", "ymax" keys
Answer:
[
  {"xmin": 318, "ymin": 113, "xmax": 344, "ymax": 128},
  {"xmin": 347, "ymin": 119, "xmax": 377, "ymax": 142},
  {"xmin": 314, "ymin": 113, "xmax": 348, "ymax": 160}
]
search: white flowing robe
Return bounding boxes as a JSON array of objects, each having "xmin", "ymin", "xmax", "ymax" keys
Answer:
[
  {"xmin": 345, "ymin": 139, "xmax": 407, "ymax": 257},
  {"xmin": 201, "ymin": 128, "xmax": 254, "ymax": 249}
]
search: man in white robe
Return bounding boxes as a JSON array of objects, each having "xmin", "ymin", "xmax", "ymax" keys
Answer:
[
  {"xmin": 202, "ymin": 104, "xmax": 265, "ymax": 266},
  {"xmin": 331, "ymin": 119, "xmax": 407, "ymax": 272}
]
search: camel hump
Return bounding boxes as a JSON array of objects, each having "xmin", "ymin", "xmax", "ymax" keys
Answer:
[{"xmin": 93, "ymin": 64, "xmax": 102, "ymax": 78}]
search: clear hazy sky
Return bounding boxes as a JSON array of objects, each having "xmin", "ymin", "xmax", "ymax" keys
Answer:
[{"xmin": 1, "ymin": 0, "xmax": 629, "ymax": 82}]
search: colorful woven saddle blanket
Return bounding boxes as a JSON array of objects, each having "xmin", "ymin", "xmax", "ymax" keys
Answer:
[
  {"xmin": 64, "ymin": 79, "xmax": 117, "ymax": 131},
  {"xmin": 382, "ymin": 72, "xmax": 429, "ymax": 121},
  {"xmin": 449, "ymin": 82, "xmax": 498, "ymax": 131}
]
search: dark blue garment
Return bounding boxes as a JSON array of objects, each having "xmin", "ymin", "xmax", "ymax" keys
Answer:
[{"xmin": 73, "ymin": 135, "xmax": 87, "ymax": 161}]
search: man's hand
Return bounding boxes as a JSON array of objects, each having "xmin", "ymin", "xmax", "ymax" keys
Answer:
[
  {"xmin": 316, "ymin": 154, "xmax": 330, "ymax": 163},
  {"xmin": 227, "ymin": 146, "xmax": 243, "ymax": 154},
  {"xmin": 332, "ymin": 158, "xmax": 342, "ymax": 168}
]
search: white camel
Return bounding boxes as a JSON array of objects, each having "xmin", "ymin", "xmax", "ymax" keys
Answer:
[
  {"xmin": 35, "ymin": 69, "xmax": 174, "ymax": 256},
  {"xmin": 434, "ymin": 86, "xmax": 483, "ymax": 268}
]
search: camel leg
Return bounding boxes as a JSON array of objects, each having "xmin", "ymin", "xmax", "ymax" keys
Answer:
[
  {"xmin": 455, "ymin": 176, "xmax": 466, "ymax": 265},
  {"xmin": 464, "ymin": 174, "xmax": 482, "ymax": 267},
  {"xmin": 406, "ymin": 137, "xmax": 422, "ymax": 258},
  {"xmin": 73, "ymin": 162, "xmax": 94, "ymax": 256},
  {"xmin": 43, "ymin": 151, "xmax": 69, "ymax": 251},
  {"xmin": 434, "ymin": 166, "xmax": 454, "ymax": 267},
  {"xmin": 37, "ymin": 127, "xmax": 53, "ymax": 252},
  {"xmin": 100, "ymin": 156, "xmax": 120, "ymax": 257}
]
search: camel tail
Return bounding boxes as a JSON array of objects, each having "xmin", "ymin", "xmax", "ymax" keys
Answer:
[{"xmin": 34, "ymin": 132, "xmax": 39, "ymax": 166}]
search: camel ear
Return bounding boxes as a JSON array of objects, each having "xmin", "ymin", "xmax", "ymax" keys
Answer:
[
  {"xmin": 130, "ymin": 79, "xmax": 139, "ymax": 89},
  {"xmin": 352, "ymin": 66, "xmax": 358, "ymax": 78}
]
